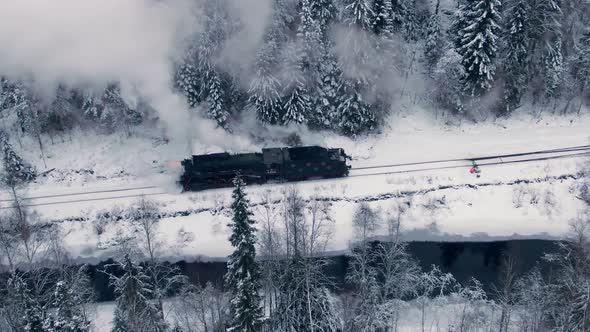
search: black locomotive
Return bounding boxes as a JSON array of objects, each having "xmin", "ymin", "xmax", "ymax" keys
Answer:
[{"xmin": 181, "ymin": 146, "xmax": 350, "ymax": 191}]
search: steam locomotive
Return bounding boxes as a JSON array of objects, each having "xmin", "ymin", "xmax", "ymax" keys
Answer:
[{"xmin": 181, "ymin": 146, "xmax": 350, "ymax": 191}]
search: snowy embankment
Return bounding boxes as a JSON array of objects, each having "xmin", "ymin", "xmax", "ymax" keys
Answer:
[{"xmin": 3, "ymin": 111, "xmax": 590, "ymax": 262}]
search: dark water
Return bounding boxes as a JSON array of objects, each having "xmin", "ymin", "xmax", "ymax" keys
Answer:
[{"xmin": 85, "ymin": 239, "xmax": 559, "ymax": 302}]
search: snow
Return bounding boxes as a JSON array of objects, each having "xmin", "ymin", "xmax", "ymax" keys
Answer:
[
  {"xmin": 2, "ymin": 109, "xmax": 590, "ymax": 263},
  {"xmin": 89, "ymin": 296, "xmax": 506, "ymax": 332}
]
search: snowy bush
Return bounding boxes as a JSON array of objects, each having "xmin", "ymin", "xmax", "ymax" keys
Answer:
[
  {"xmin": 93, "ymin": 206, "xmax": 123, "ymax": 236},
  {"xmin": 512, "ymin": 184, "xmax": 540, "ymax": 208}
]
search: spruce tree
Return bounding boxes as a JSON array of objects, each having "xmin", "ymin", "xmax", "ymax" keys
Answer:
[
  {"xmin": 306, "ymin": 0, "xmax": 343, "ymax": 129},
  {"xmin": 312, "ymin": 50, "xmax": 344, "ymax": 129},
  {"xmin": 342, "ymin": 0, "xmax": 374, "ymax": 31},
  {"xmin": 456, "ymin": 0, "xmax": 501, "ymax": 97},
  {"xmin": 282, "ymin": 80, "xmax": 309, "ymax": 125},
  {"xmin": 43, "ymin": 281, "xmax": 91, "ymax": 332},
  {"xmin": 390, "ymin": 0, "xmax": 408, "ymax": 34},
  {"xmin": 0, "ymin": 81, "xmax": 37, "ymax": 135},
  {"xmin": 110, "ymin": 255, "xmax": 166, "ymax": 332},
  {"xmin": 541, "ymin": 0, "xmax": 564, "ymax": 98},
  {"xmin": 502, "ymin": 0, "xmax": 531, "ymax": 114},
  {"xmin": 423, "ymin": 0, "xmax": 443, "ymax": 73},
  {"xmin": 299, "ymin": 0, "xmax": 322, "ymax": 50},
  {"xmin": 207, "ymin": 71, "xmax": 230, "ymax": 128},
  {"xmin": 570, "ymin": 28, "xmax": 590, "ymax": 96},
  {"xmin": 372, "ymin": 0, "xmax": 389, "ymax": 35},
  {"xmin": 175, "ymin": 64, "xmax": 203, "ymax": 108},
  {"xmin": 0, "ymin": 131, "xmax": 36, "ymax": 188},
  {"xmin": 339, "ymin": 0, "xmax": 377, "ymax": 136},
  {"xmin": 310, "ymin": 0, "xmax": 336, "ymax": 36},
  {"xmin": 174, "ymin": 0, "xmax": 235, "ymax": 128},
  {"xmin": 337, "ymin": 80, "xmax": 375, "ymax": 136},
  {"xmin": 107, "ymin": 85, "xmax": 141, "ymax": 132},
  {"xmin": 291, "ymin": 0, "xmax": 322, "ymax": 125},
  {"xmin": 282, "ymin": 43, "xmax": 310, "ymax": 125},
  {"xmin": 372, "ymin": 0, "xmax": 405, "ymax": 36},
  {"xmin": 248, "ymin": 36, "xmax": 282, "ymax": 124},
  {"xmin": 225, "ymin": 176, "xmax": 263, "ymax": 332}
]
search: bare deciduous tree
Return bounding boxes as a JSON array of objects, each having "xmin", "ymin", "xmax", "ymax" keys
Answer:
[
  {"xmin": 171, "ymin": 282, "xmax": 229, "ymax": 332},
  {"xmin": 124, "ymin": 197, "xmax": 187, "ymax": 323}
]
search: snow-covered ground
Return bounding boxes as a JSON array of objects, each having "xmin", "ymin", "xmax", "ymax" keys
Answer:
[
  {"xmin": 89, "ymin": 296, "xmax": 515, "ymax": 332},
  {"xmin": 3, "ymin": 109, "xmax": 590, "ymax": 262}
]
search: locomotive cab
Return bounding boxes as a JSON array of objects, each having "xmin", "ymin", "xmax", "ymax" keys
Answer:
[{"xmin": 328, "ymin": 148, "xmax": 349, "ymax": 162}]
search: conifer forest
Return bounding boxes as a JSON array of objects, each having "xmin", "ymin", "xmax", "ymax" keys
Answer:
[{"xmin": 1, "ymin": 0, "xmax": 590, "ymax": 331}]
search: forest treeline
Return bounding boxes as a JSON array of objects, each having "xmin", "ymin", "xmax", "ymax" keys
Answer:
[{"xmin": 1, "ymin": 0, "xmax": 589, "ymax": 142}]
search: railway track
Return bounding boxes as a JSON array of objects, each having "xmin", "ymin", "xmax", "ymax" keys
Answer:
[{"xmin": 1, "ymin": 145, "xmax": 589, "ymax": 210}]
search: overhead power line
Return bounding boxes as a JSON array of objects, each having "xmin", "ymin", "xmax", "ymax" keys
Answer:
[{"xmin": 1, "ymin": 144, "xmax": 588, "ymax": 209}]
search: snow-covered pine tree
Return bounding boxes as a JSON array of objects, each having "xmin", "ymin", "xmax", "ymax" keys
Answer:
[
  {"xmin": 207, "ymin": 71, "xmax": 230, "ymax": 128},
  {"xmin": 0, "ymin": 131, "xmax": 36, "ymax": 188},
  {"xmin": 46, "ymin": 86, "xmax": 75, "ymax": 136},
  {"xmin": 105, "ymin": 85, "xmax": 142, "ymax": 133},
  {"xmin": 0, "ymin": 80, "xmax": 39, "ymax": 135},
  {"xmin": 43, "ymin": 280, "xmax": 91, "ymax": 332},
  {"xmin": 391, "ymin": 0, "xmax": 408, "ymax": 34},
  {"xmin": 175, "ymin": 64, "xmax": 203, "ymax": 108},
  {"xmin": 312, "ymin": 49, "xmax": 344, "ymax": 129},
  {"xmin": 372, "ymin": 0, "xmax": 389, "ymax": 35},
  {"xmin": 282, "ymin": 76, "xmax": 310, "ymax": 125},
  {"xmin": 541, "ymin": 0, "xmax": 564, "ymax": 99},
  {"xmin": 248, "ymin": 34, "xmax": 282, "ymax": 124},
  {"xmin": 403, "ymin": 0, "xmax": 431, "ymax": 41},
  {"xmin": 0, "ymin": 78, "xmax": 7, "ymax": 109},
  {"xmin": 110, "ymin": 255, "xmax": 166, "ymax": 332},
  {"xmin": 423, "ymin": 0, "xmax": 443, "ymax": 74},
  {"xmin": 282, "ymin": 43, "xmax": 310, "ymax": 125},
  {"xmin": 502, "ymin": 0, "xmax": 531, "ymax": 114},
  {"xmin": 372, "ymin": 0, "xmax": 405, "ymax": 36},
  {"xmin": 342, "ymin": 0, "xmax": 374, "ymax": 31},
  {"xmin": 450, "ymin": 0, "xmax": 469, "ymax": 49},
  {"xmin": 175, "ymin": 0, "xmax": 236, "ymax": 128},
  {"xmin": 303, "ymin": 0, "xmax": 344, "ymax": 129},
  {"xmin": 338, "ymin": 0, "xmax": 378, "ymax": 136},
  {"xmin": 274, "ymin": 0, "xmax": 298, "ymax": 39},
  {"xmin": 371, "ymin": 0, "xmax": 396, "ymax": 61},
  {"xmin": 456, "ymin": 0, "xmax": 501, "ymax": 97},
  {"xmin": 225, "ymin": 176, "xmax": 263, "ymax": 332},
  {"xmin": 81, "ymin": 94, "xmax": 102, "ymax": 121},
  {"xmin": 0, "ymin": 78, "xmax": 20, "ymax": 112},
  {"xmin": 336, "ymin": 80, "xmax": 375, "ymax": 137},
  {"xmin": 299, "ymin": 0, "xmax": 322, "ymax": 70},
  {"xmin": 83, "ymin": 84, "xmax": 141, "ymax": 133},
  {"xmin": 8, "ymin": 274, "xmax": 45, "ymax": 332},
  {"xmin": 570, "ymin": 28, "xmax": 590, "ymax": 98},
  {"xmin": 310, "ymin": 0, "xmax": 336, "ymax": 37},
  {"xmin": 526, "ymin": 0, "xmax": 565, "ymax": 100},
  {"xmin": 292, "ymin": 0, "xmax": 323, "ymax": 125}
]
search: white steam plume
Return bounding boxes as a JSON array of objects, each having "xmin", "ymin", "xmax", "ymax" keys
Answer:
[{"xmin": 0, "ymin": 0, "xmax": 199, "ymax": 145}]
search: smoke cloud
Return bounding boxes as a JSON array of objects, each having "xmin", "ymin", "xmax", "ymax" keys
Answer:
[
  {"xmin": 0, "ymin": 0, "xmax": 200, "ymax": 146},
  {"xmin": 219, "ymin": 0, "xmax": 273, "ymax": 87}
]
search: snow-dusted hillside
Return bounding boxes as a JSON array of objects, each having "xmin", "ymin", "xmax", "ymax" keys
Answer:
[{"xmin": 3, "ymin": 110, "xmax": 589, "ymax": 262}]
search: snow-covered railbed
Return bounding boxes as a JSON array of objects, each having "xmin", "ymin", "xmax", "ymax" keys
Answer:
[{"xmin": 53, "ymin": 168, "xmax": 586, "ymax": 261}]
